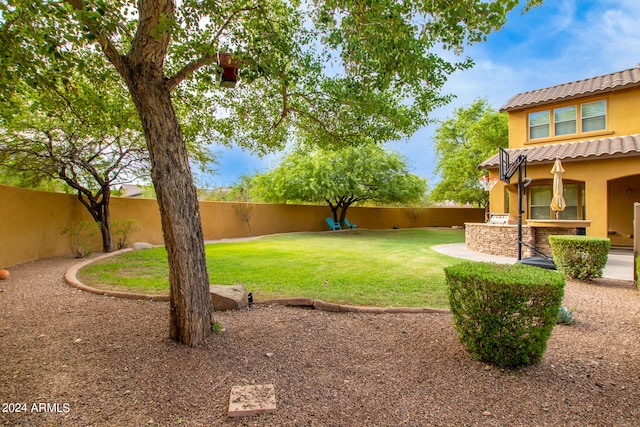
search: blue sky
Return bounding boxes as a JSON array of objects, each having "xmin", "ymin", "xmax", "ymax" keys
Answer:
[{"xmin": 203, "ymin": 0, "xmax": 640, "ymax": 188}]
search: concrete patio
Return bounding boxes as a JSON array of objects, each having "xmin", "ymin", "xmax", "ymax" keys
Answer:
[{"xmin": 433, "ymin": 243, "xmax": 634, "ymax": 281}]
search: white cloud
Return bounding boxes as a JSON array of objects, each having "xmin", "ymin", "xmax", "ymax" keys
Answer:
[{"xmin": 579, "ymin": 3, "xmax": 640, "ymax": 71}]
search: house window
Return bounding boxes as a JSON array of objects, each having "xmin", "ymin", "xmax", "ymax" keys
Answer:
[
  {"xmin": 529, "ymin": 110, "xmax": 550, "ymax": 139},
  {"xmin": 530, "ymin": 185, "xmax": 552, "ymax": 219},
  {"xmin": 581, "ymin": 100, "xmax": 606, "ymax": 132},
  {"xmin": 528, "ymin": 100, "xmax": 607, "ymax": 141},
  {"xmin": 554, "ymin": 106, "xmax": 576, "ymax": 136},
  {"xmin": 529, "ymin": 183, "xmax": 585, "ymax": 220}
]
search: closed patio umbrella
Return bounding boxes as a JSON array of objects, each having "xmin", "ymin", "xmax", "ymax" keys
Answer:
[{"xmin": 550, "ymin": 158, "xmax": 566, "ymax": 219}]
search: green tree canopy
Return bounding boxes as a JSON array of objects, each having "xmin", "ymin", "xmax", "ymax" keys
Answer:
[
  {"xmin": 0, "ymin": 54, "xmax": 151, "ymax": 253},
  {"xmin": 0, "ymin": 0, "xmax": 541, "ymax": 345},
  {"xmin": 253, "ymin": 144, "xmax": 427, "ymax": 226},
  {"xmin": 431, "ymin": 98, "xmax": 508, "ymax": 209}
]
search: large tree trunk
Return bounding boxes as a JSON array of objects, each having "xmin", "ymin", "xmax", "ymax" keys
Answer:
[
  {"xmin": 81, "ymin": 0, "xmax": 212, "ymax": 345},
  {"xmin": 126, "ymin": 68, "xmax": 213, "ymax": 346}
]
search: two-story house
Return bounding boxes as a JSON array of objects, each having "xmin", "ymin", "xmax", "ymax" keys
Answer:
[{"xmin": 479, "ymin": 65, "xmax": 640, "ymax": 248}]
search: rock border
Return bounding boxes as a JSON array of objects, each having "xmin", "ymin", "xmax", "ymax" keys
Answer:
[
  {"xmin": 255, "ymin": 298, "xmax": 449, "ymax": 314},
  {"xmin": 64, "ymin": 247, "xmax": 450, "ymax": 314},
  {"xmin": 64, "ymin": 248, "xmax": 170, "ymax": 302}
]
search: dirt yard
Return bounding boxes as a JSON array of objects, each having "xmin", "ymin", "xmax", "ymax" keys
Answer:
[{"xmin": 1, "ymin": 255, "xmax": 639, "ymax": 426}]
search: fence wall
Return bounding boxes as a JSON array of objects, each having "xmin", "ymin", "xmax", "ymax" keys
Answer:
[{"xmin": 1, "ymin": 184, "xmax": 484, "ymax": 268}]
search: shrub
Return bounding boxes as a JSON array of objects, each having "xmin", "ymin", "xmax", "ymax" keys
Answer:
[
  {"xmin": 636, "ymin": 255, "xmax": 639, "ymax": 287},
  {"xmin": 61, "ymin": 221, "xmax": 99, "ymax": 258},
  {"xmin": 557, "ymin": 306, "xmax": 576, "ymax": 325},
  {"xmin": 549, "ymin": 235, "xmax": 610, "ymax": 281},
  {"xmin": 445, "ymin": 261, "xmax": 565, "ymax": 369},
  {"xmin": 111, "ymin": 219, "xmax": 140, "ymax": 250}
]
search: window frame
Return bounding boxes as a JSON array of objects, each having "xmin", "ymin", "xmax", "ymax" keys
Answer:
[
  {"xmin": 554, "ymin": 106, "xmax": 577, "ymax": 136},
  {"xmin": 581, "ymin": 100, "xmax": 607, "ymax": 133},
  {"xmin": 528, "ymin": 110, "xmax": 550, "ymax": 140},
  {"xmin": 527, "ymin": 99, "xmax": 607, "ymax": 142},
  {"xmin": 527, "ymin": 182, "xmax": 585, "ymax": 220}
]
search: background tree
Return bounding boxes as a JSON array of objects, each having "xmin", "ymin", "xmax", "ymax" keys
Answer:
[
  {"xmin": 0, "ymin": 169, "xmax": 66, "ymax": 192},
  {"xmin": 431, "ymin": 98, "xmax": 508, "ymax": 210},
  {"xmin": 0, "ymin": 58, "xmax": 149, "ymax": 253},
  {"xmin": 253, "ymin": 144, "xmax": 427, "ymax": 226},
  {"xmin": 405, "ymin": 195, "xmax": 435, "ymax": 227},
  {"xmin": 232, "ymin": 175, "xmax": 256, "ymax": 236},
  {"xmin": 0, "ymin": 0, "xmax": 540, "ymax": 345},
  {"xmin": 0, "ymin": 57, "xmax": 214, "ymax": 253}
]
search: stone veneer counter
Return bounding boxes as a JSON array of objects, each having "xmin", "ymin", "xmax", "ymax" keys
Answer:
[{"xmin": 465, "ymin": 221, "xmax": 591, "ymax": 258}]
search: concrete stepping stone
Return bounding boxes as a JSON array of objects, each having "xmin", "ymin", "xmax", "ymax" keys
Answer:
[{"xmin": 228, "ymin": 384, "xmax": 276, "ymax": 417}]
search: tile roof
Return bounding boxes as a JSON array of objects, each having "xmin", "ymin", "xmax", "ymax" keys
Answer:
[
  {"xmin": 478, "ymin": 134, "xmax": 640, "ymax": 170},
  {"xmin": 500, "ymin": 65, "xmax": 640, "ymax": 112}
]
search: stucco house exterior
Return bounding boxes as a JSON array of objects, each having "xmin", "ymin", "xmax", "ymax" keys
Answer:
[{"xmin": 478, "ymin": 65, "xmax": 640, "ymax": 248}]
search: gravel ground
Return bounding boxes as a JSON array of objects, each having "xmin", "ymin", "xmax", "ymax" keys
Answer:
[{"xmin": 1, "ymin": 255, "xmax": 639, "ymax": 426}]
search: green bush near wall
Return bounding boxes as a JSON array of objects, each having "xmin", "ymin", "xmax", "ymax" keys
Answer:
[
  {"xmin": 61, "ymin": 221, "xmax": 99, "ymax": 258},
  {"xmin": 549, "ymin": 235, "xmax": 610, "ymax": 281},
  {"xmin": 635, "ymin": 254, "xmax": 639, "ymax": 287},
  {"xmin": 445, "ymin": 261, "xmax": 565, "ymax": 369},
  {"xmin": 111, "ymin": 219, "xmax": 140, "ymax": 250}
]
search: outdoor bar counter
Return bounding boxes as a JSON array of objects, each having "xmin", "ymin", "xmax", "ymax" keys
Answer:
[{"xmin": 465, "ymin": 220, "xmax": 592, "ymax": 258}]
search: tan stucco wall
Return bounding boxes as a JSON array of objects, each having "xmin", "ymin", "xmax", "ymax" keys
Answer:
[
  {"xmin": 0, "ymin": 185, "xmax": 91, "ymax": 266},
  {"xmin": 506, "ymin": 86, "xmax": 640, "ymax": 148},
  {"xmin": 0, "ymin": 184, "xmax": 483, "ymax": 268},
  {"xmin": 488, "ymin": 170, "xmax": 508, "ymax": 214}
]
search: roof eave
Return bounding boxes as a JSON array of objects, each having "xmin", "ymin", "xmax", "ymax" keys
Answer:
[
  {"xmin": 478, "ymin": 136, "xmax": 640, "ymax": 170},
  {"xmin": 499, "ymin": 64, "xmax": 640, "ymax": 112}
]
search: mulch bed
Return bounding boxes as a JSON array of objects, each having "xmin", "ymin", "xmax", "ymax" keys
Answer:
[{"xmin": 1, "ymin": 255, "xmax": 639, "ymax": 426}]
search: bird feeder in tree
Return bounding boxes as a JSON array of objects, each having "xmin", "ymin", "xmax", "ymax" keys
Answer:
[{"xmin": 218, "ymin": 53, "xmax": 239, "ymax": 88}]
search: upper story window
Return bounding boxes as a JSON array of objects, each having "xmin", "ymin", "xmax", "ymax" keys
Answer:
[
  {"xmin": 528, "ymin": 99, "xmax": 607, "ymax": 140},
  {"xmin": 581, "ymin": 100, "xmax": 606, "ymax": 132},
  {"xmin": 554, "ymin": 106, "xmax": 576, "ymax": 135},
  {"xmin": 529, "ymin": 111, "xmax": 550, "ymax": 139}
]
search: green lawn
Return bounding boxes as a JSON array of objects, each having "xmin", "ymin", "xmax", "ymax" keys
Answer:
[{"xmin": 78, "ymin": 228, "xmax": 465, "ymax": 308}]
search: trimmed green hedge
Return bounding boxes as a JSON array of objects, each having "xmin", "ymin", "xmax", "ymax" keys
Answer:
[
  {"xmin": 446, "ymin": 261, "xmax": 565, "ymax": 369},
  {"xmin": 549, "ymin": 235, "xmax": 610, "ymax": 281}
]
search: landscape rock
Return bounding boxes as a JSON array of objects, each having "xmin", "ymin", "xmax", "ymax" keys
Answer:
[
  {"xmin": 210, "ymin": 285, "xmax": 248, "ymax": 311},
  {"xmin": 132, "ymin": 242, "xmax": 154, "ymax": 250}
]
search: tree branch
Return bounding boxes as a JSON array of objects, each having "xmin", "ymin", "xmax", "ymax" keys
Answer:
[
  {"xmin": 63, "ymin": 0, "xmax": 128, "ymax": 77},
  {"xmin": 285, "ymin": 106, "xmax": 343, "ymax": 144}
]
